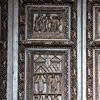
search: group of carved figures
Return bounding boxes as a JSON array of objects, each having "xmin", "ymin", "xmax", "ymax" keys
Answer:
[
  {"xmin": 35, "ymin": 75, "xmax": 61, "ymax": 94},
  {"xmin": 34, "ymin": 95, "xmax": 59, "ymax": 100},
  {"xmin": 33, "ymin": 14, "xmax": 63, "ymax": 33}
]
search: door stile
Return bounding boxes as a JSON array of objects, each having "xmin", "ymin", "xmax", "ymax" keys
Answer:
[
  {"xmin": 7, "ymin": 0, "xmax": 18, "ymax": 100},
  {"xmin": 77, "ymin": 0, "xmax": 82, "ymax": 100},
  {"xmin": 82, "ymin": 0, "xmax": 87, "ymax": 100},
  {"xmin": 77, "ymin": 0, "xmax": 87, "ymax": 100}
]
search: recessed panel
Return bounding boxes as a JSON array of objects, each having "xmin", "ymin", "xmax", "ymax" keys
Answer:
[
  {"xmin": 26, "ymin": 5, "xmax": 71, "ymax": 40},
  {"xmin": 93, "ymin": 6, "xmax": 100, "ymax": 41},
  {"xmin": 25, "ymin": 48, "xmax": 70, "ymax": 100},
  {"xmin": 93, "ymin": 49, "xmax": 100, "ymax": 100}
]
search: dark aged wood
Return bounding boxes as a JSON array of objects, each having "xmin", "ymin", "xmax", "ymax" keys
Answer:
[
  {"xmin": 21, "ymin": 0, "xmax": 74, "ymax": 5},
  {"xmin": 0, "ymin": 0, "xmax": 2, "ymax": 4},
  {"xmin": 26, "ymin": 5, "xmax": 71, "ymax": 41},
  {"xmin": 19, "ymin": 40, "xmax": 74, "ymax": 47},
  {"xmin": 25, "ymin": 49, "xmax": 70, "ymax": 100},
  {"xmin": 0, "ymin": 41, "xmax": 2, "ymax": 46},
  {"xmin": 6, "ymin": 0, "xmax": 100, "ymax": 100},
  {"xmin": 0, "ymin": 0, "xmax": 8, "ymax": 99},
  {"xmin": 87, "ymin": 0, "xmax": 100, "ymax": 100},
  {"xmin": 18, "ymin": 0, "xmax": 77, "ymax": 100}
]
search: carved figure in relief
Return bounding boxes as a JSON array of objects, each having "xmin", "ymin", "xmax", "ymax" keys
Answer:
[
  {"xmin": 50, "ymin": 18, "xmax": 55, "ymax": 32},
  {"xmin": 55, "ymin": 75, "xmax": 61, "ymax": 93},
  {"xmin": 53, "ymin": 95, "xmax": 59, "ymax": 100},
  {"xmin": 34, "ymin": 96, "xmax": 38, "ymax": 100},
  {"xmin": 48, "ymin": 75, "xmax": 57, "ymax": 93},
  {"xmin": 42, "ymin": 15, "xmax": 47, "ymax": 32},
  {"xmin": 34, "ymin": 14, "xmax": 43, "ymax": 32},
  {"xmin": 44, "ymin": 95, "xmax": 49, "ymax": 100},
  {"xmin": 38, "ymin": 76, "xmax": 44, "ymax": 93},
  {"xmin": 52, "ymin": 16, "xmax": 62, "ymax": 33},
  {"xmin": 46, "ymin": 14, "xmax": 52, "ymax": 32},
  {"xmin": 33, "ymin": 14, "xmax": 63, "ymax": 33},
  {"xmin": 34, "ymin": 15, "xmax": 40, "ymax": 32},
  {"xmin": 39, "ymin": 96, "xmax": 44, "ymax": 100},
  {"xmin": 38, "ymin": 14, "xmax": 43, "ymax": 32}
]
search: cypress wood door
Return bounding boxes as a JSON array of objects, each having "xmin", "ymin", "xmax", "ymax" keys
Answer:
[
  {"xmin": 18, "ymin": 1, "xmax": 77, "ymax": 100},
  {"xmin": 3, "ymin": 0, "xmax": 100, "ymax": 100}
]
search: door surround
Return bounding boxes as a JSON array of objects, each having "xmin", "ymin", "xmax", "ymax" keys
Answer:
[{"xmin": 7, "ymin": 0, "xmax": 87, "ymax": 100}]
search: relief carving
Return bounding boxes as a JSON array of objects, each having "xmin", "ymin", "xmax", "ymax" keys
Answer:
[
  {"xmin": 93, "ymin": 6, "xmax": 100, "ymax": 40},
  {"xmin": 26, "ymin": 50, "xmax": 70, "ymax": 100},
  {"xmin": 33, "ymin": 14, "xmax": 63, "ymax": 33},
  {"xmin": 19, "ymin": 1, "xmax": 77, "ymax": 99},
  {"xmin": 26, "ymin": 6, "xmax": 70, "ymax": 40},
  {"xmin": 93, "ymin": 50, "xmax": 100, "ymax": 100}
]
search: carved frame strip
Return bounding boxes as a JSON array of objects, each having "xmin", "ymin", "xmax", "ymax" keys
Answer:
[
  {"xmin": 77, "ymin": 0, "xmax": 87, "ymax": 100},
  {"xmin": 25, "ymin": 48, "xmax": 71, "ymax": 100},
  {"xmin": 82, "ymin": 0, "xmax": 87, "ymax": 100},
  {"xmin": 93, "ymin": 6, "xmax": 100, "ymax": 41},
  {"xmin": 7, "ymin": 0, "xmax": 18, "ymax": 100},
  {"xmin": 7, "ymin": 0, "xmax": 87, "ymax": 100},
  {"xmin": 25, "ymin": 5, "xmax": 71, "ymax": 41},
  {"xmin": 93, "ymin": 49, "xmax": 100, "ymax": 100},
  {"xmin": 77, "ymin": 0, "xmax": 82, "ymax": 99}
]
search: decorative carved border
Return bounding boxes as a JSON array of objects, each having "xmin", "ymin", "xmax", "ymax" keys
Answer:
[
  {"xmin": 25, "ymin": 48, "xmax": 70, "ymax": 100},
  {"xmin": 18, "ymin": 0, "xmax": 77, "ymax": 100},
  {"xmin": 87, "ymin": 1, "xmax": 100, "ymax": 100},
  {"xmin": 25, "ymin": 5, "xmax": 71, "ymax": 41},
  {"xmin": 21, "ymin": 0, "xmax": 74, "ymax": 5},
  {"xmin": 93, "ymin": 49, "xmax": 100, "ymax": 100},
  {"xmin": 18, "ymin": 46, "xmax": 77, "ymax": 100},
  {"xmin": 19, "ymin": 1, "xmax": 77, "ymax": 46},
  {"xmin": 93, "ymin": 6, "xmax": 100, "ymax": 41}
]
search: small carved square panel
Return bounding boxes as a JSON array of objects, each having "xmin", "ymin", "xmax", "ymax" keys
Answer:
[
  {"xmin": 93, "ymin": 6, "xmax": 100, "ymax": 41},
  {"xmin": 25, "ymin": 48, "xmax": 70, "ymax": 100},
  {"xmin": 25, "ymin": 5, "xmax": 71, "ymax": 40}
]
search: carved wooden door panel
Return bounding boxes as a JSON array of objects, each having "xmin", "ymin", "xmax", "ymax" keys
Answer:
[
  {"xmin": 18, "ymin": 0, "xmax": 77, "ymax": 100},
  {"xmin": 87, "ymin": 0, "xmax": 100, "ymax": 100},
  {"xmin": 6, "ymin": 0, "xmax": 100, "ymax": 100}
]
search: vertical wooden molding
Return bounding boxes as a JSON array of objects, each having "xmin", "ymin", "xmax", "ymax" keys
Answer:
[
  {"xmin": 7, "ymin": 0, "xmax": 13, "ymax": 99},
  {"xmin": 82, "ymin": 0, "xmax": 87, "ymax": 100},
  {"xmin": 13, "ymin": 0, "xmax": 18, "ymax": 100},
  {"xmin": 7, "ymin": 0, "xmax": 18, "ymax": 100},
  {"xmin": 77, "ymin": 0, "xmax": 82, "ymax": 100},
  {"xmin": 77, "ymin": 0, "xmax": 87, "ymax": 100}
]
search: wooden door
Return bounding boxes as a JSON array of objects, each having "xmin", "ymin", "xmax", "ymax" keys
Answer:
[
  {"xmin": 18, "ymin": 0, "xmax": 77, "ymax": 100},
  {"xmin": 0, "ymin": 0, "xmax": 93, "ymax": 100},
  {"xmin": 87, "ymin": 0, "xmax": 100, "ymax": 100}
]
